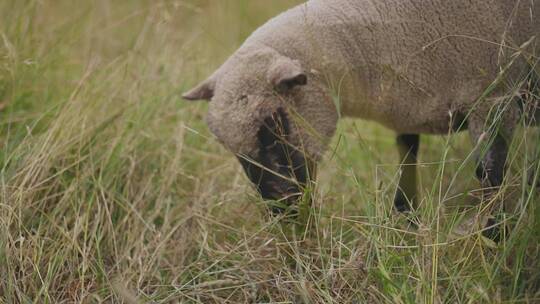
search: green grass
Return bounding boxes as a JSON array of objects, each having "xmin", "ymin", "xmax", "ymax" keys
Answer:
[{"xmin": 1, "ymin": 1, "xmax": 539, "ymax": 303}]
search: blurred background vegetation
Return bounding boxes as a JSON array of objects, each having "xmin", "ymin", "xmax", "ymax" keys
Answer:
[{"xmin": 0, "ymin": 1, "xmax": 538, "ymax": 303}]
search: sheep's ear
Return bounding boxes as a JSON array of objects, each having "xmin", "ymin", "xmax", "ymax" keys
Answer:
[
  {"xmin": 267, "ymin": 57, "xmax": 307, "ymax": 93},
  {"xmin": 182, "ymin": 78, "xmax": 216, "ymax": 101}
]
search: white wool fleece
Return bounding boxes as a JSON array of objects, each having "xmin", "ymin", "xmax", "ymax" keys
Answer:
[{"xmin": 185, "ymin": 0, "xmax": 539, "ymax": 160}]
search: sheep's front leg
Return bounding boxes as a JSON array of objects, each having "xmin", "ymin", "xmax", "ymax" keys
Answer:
[{"xmin": 394, "ymin": 134, "xmax": 420, "ymax": 213}]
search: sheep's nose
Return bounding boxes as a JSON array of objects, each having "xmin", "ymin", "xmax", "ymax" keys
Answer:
[
  {"xmin": 236, "ymin": 155, "xmax": 312, "ymax": 213},
  {"xmin": 263, "ymin": 180, "xmax": 304, "ymax": 214}
]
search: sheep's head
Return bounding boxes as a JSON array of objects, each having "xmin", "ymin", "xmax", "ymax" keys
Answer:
[{"xmin": 183, "ymin": 48, "xmax": 337, "ymax": 210}]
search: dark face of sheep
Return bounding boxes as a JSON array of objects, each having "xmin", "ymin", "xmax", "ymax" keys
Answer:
[
  {"xmin": 183, "ymin": 52, "xmax": 336, "ymax": 211},
  {"xmin": 236, "ymin": 107, "xmax": 315, "ymax": 211}
]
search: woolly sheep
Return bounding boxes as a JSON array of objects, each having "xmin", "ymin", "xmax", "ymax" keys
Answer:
[{"xmin": 183, "ymin": 0, "xmax": 539, "ymax": 239}]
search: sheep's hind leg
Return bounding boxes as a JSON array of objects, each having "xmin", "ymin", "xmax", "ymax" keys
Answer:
[
  {"xmin": 469, "ymin": 105, "xmax": 518, "ymax": 242},
  {"xmin": 394, "ymin": 134, "xmax": 420, "ymax": 214}
]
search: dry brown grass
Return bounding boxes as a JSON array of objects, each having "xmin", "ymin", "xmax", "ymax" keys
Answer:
[{"xmin": 0, "ymin": 1, "xmax": 539, "ymax": 303}]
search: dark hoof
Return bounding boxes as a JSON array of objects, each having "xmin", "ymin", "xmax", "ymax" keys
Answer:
[
  {"xmin": 482, "ymin": 217, "xmax": 506, "ymax": 243},
  {"xmin": 393, "ymin": 190, "xmax": 419, "ymax": 228},
  {"xmin": 394, "ymin": 189, "xmax": 412, "ymax": 213}
]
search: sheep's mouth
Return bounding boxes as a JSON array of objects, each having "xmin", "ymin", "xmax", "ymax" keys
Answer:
[{"xmin": 237, "ymin": 108, "xmax": 314, "ymax": 212}]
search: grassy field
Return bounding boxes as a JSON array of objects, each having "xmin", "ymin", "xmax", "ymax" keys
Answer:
[{"xmin": 1, "ymin": 1, "xmax": 539, "ymax": 303}]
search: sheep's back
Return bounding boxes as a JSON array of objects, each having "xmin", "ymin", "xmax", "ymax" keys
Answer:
[{"xmin": 244, "ymin": 0, "xmax": 539, "ymax": 133}]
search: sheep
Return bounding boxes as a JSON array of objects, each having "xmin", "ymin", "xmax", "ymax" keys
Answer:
[{"xmin": 183, "ymin": 0, "xmax": 539, "ymax": 240}]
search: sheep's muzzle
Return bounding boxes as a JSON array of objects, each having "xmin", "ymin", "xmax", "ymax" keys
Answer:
[{"xmin": 237, "ymin": 108, "xmax": 315, "ymax": 213}]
